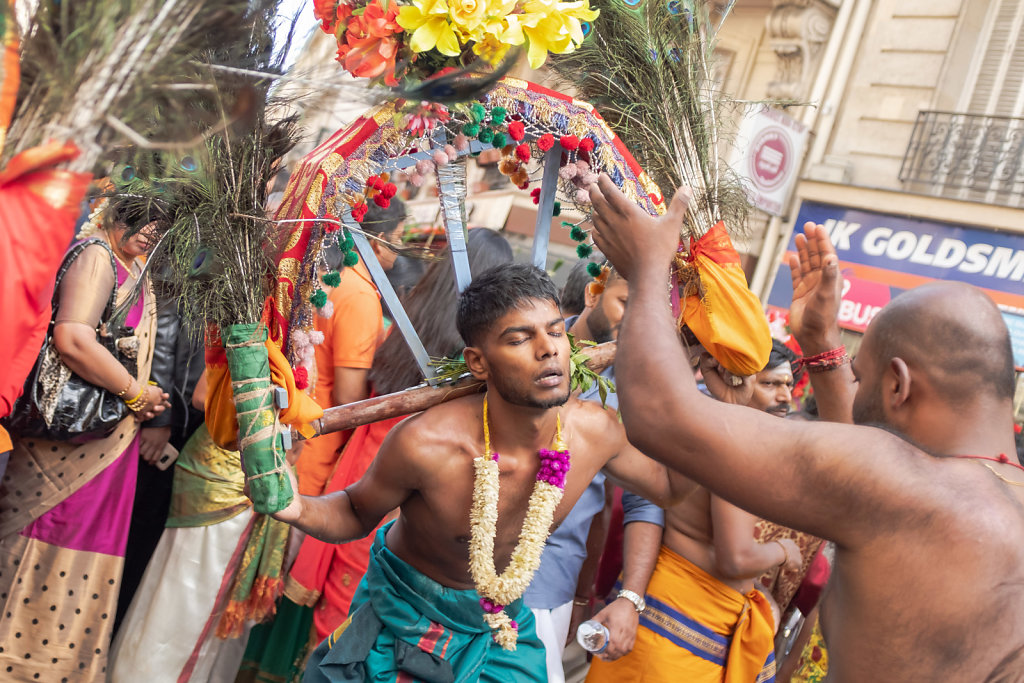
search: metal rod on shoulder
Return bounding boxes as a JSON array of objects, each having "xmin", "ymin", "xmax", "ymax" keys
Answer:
[{"xmin": 302, "ymin": 341, "xmax": 617, "ymax": 438}]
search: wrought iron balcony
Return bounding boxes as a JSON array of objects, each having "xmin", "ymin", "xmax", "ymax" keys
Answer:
[{"xmin": 899, "ymin": 110, "xmax": 1024, "ymax": 206}]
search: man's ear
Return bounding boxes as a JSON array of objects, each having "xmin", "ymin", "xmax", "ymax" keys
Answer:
[
  {"xmin": 887, "ymin": 357, "xmax": 912, "ymax": 410},
  {"xmin": 463, "ymin": 345, "xmax": 489, "ymax": 381},
  {"xmin": 582, "ymin": 283, "xmax": 601, "ymax": 311}
]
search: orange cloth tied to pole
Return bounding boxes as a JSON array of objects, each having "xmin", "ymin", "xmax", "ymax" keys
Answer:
[{"xmin": 679, "ymin": 221, "xmax": 772, "ymax": 377}]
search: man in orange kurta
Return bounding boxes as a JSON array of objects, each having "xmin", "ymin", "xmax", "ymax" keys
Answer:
[{"xmin": 295, "ymin": 201, "xmax": 405, "ymax": 496}]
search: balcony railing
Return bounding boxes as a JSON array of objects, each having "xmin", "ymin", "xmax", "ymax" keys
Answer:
[{"xmin": 899, "ymin": 110, "xmax": 1024, "ymax": 206}]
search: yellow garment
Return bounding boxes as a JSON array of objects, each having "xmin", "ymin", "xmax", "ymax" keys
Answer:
[
  {"xmin": 205, "ymin": 332, "xmax": 322, "ymax": 450},
  {"xmin": 680, "ymin": 221, "xmax": 772, "ymax": 377},
  {"xmin": 586, "ymin": 545, "xmax": 776, "ymax": 683},
  {"xmin": 791, "ymin": 616, "xmax": 828, "ymax": 682}
]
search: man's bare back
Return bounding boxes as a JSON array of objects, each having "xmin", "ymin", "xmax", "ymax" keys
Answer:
[{"xmin": 588, "ymin": 175, "xmax": 1024, "ymax": 680}]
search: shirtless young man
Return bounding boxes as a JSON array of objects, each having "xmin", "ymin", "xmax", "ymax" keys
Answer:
[
  {"xmin": 589, "ymin": 174, "xmax": 1024, "ymax": 681},
  {"xmin": 274, "ymin": 263, "xmax": 691, "ymax": 682}
]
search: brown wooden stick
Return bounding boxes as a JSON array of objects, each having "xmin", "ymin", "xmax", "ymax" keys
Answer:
[{"xmin": 301, "ymin": 341, "xmax": 617, "ymax": 438}]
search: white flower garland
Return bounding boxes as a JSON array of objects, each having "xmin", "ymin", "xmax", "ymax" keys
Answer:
[{"xmin": 469, "ymin": 393, "xmax": 570, "ymax": 650}]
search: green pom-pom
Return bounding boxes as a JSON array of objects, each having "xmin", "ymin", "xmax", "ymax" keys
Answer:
[
  {"xmin": 561, "ymin": 221, "xmax": 575, "ymax": 228},
  {"xmin": 310, "ymin": 289, "xmax": 328, "ymax": 308},
  {"xmin": 576, "ymin": 243, "xmax": 594, "ymax": 258},
  {"xmin": 470, "ymin": 103, "xmax": 486, "ymax": 123},
  {"xmin": 478, "ymin": 127, "xmax": 494, "ymax": 144},
  {"xmin": 343, "ymin": 250, "xmax": 360, "ymax": 267},
  {"xmin": 341, "ymin": 234, "xmax": 355, "ymax": 252},
  {"xmin": 491, "ymin": 107, "xmax": 507, "ymax": 124},
  {"xmin": 491, "ymin": 132, "xmax": 507, "ymax": 149},
  {"xmin": 322, "ymin": 271, "xmax": 341, "ymax": 287},
  {"xmin": 570, "ymin": 226, "xmax": 587, "ymax": 242},
  {"xmin": 552, "ymin": 201, "xmax": 561, "ymax": 217},
  {"xmin": 587, "ymin": 262, "xmax": 603, "ymax": 278},
  {"xmin": 463, "ymin": 123, "xmax": 480, "ymax": 137}
]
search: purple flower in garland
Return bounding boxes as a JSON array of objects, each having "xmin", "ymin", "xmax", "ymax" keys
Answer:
[{"xmin": 536, "ymin": 448, "xmax": 571, "ymax": 489}]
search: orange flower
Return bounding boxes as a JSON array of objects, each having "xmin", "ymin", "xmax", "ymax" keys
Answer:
[
  {"xmin": 314, "ymin": 0, "xmax": 342, "ymax": 32},
  {"xmin": 336, "ymin": 0, "xmax": 405, "ymax": 85}
]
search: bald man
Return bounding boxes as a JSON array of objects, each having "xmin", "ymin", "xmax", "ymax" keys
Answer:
[{"xmin": 587, "ymin": 175, "xmax": 1023, "ymax": 681}]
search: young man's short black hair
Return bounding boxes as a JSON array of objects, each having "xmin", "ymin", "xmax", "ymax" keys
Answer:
[{"xmin": 456, "ymin": 263, "xmax": 561, "ymax": 347}]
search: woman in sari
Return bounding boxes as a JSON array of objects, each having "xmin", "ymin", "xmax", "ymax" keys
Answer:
[{"xmin": 0, "ymin": 200, "xmax": 166, "ymax": 682}]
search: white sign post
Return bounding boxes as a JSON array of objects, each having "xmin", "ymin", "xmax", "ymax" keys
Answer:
[{"xmin": 733, "ymin": 105, "xmax": 809, "ymax": 216}]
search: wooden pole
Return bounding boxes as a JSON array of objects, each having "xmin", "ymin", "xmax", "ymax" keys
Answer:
[{"xmin": 302, "ymin": 341, "xmax": 617, "ymax": 438}]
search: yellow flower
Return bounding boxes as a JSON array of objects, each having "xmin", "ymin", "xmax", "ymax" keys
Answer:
[
  {"xmin": 472, "ymin": 32, "xmax": 511, "ymax": 64},
  {"xmin": 397, "ymin": 0, "xmax": 461, "ymax": 56},
  {"xmin": 502, "ymin": 0, "xmax": 599, "ymax": 68},
  {"xmin": 448, "ymin": 0, "xmax": 488, "ymax": 40}
]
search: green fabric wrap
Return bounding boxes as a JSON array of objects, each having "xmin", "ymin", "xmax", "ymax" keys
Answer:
[
  {"xmin": 304, "ymin": 522, "xmax": 548, "ymax": 683},
  {"xmin": 223, "ymin": 322, "xmax": 293, "ymax": 515}
]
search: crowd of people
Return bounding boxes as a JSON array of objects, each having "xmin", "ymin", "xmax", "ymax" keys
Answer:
[{"xmin": 0, "ymin": 169, "xmax": 1022, "ymax": 683}]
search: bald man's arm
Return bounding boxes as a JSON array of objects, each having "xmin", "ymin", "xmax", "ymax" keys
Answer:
[{"xmin": 616, "ymin": 268, "xmax": 930, "ymax": 548}]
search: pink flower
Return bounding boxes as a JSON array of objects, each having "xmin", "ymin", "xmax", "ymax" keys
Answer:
[
  {"xmin": 559, "ymin": 164, "xmax": 578, "ymax": 180},
  {"xmin": 575, "ymin": 189, "xmax": 591, "ymax": 205}
]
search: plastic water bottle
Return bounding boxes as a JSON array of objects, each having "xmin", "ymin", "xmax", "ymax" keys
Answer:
[{"xmin": 576, "ymin": 619, "xmax": 610, "ymax": 654}]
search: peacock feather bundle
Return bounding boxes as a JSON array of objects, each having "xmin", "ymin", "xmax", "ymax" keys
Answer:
[
  {"xmin": 549, "ymin": 0, "xmax": 747, "ymax": 240},
  {"xmin": 106, "ymin": 0, "xmax": 311, "ymax": 516}
]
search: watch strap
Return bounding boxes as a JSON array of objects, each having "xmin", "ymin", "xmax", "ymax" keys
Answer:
[{"xmin": 616, "ymin": 588, "xmax": 646, "ymax": 613}]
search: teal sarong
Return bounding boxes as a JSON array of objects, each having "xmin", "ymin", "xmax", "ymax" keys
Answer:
[{"xmin": 303, "ymin": 522, "xmax": 547, "ymax": 683}]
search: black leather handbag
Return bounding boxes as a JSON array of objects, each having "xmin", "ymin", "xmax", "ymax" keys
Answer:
[{"xmin": 3, "ymin": 239, "xmax": 138, "ymax": 441}]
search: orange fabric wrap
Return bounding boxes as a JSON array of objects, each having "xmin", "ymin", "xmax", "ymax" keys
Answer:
[
  {"xmin": 204, "ymin": 332, "xmax": 322, "ymax": 450},
  {"xmin": 0, "ymin": 143, "xmax": 90, "ymax": 416},
  {"xmin": 586, "ymin": 545, "xmax": 776, "ymax": 683},
  {"xmin": 682, "ymin": 221, "xmax": 772, "ymax": 377}
]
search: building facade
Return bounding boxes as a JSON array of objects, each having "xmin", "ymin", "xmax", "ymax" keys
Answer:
[{"xmin": 718, "ymin": 0, "xmax": 1024, "ymax": 417}]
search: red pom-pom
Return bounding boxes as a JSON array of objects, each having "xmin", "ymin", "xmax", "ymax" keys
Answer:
[
  {"xmin": 515, "ymin": 144, "xmax": 531, "ymax": 163},
  {"xmin": 560, "ymin": 135, "xmax": 579, "ymax": 151},
  {"xmin": 366, "ymin": 175, "xmax": 383, "ymax": 190},
  {"xmin": 382, "ymin": 183, "xmax": 398, "ymax": 199},
  {"xmin": 324, "ymin": 221, "xmax": 341, "ymax": 233},
  {"xmin": 537, "ymin": 133, "xmax": 555, "ymax": 151},
  {"xmin": 508, "ymin": 121, "xmax": 526, "ymax": 142},
  {"xmin": 530, "ymin": 187, "xmax": 541, "ymax": 205},
  {"xmin": 351, "ymin": 201, "xmax": 369, "ymax": 222},
  {"xmin": 373, "ymin": 195, "xmax": 391, "ymax": 208},
  {"xmin": 579, "ymin": 138, "xmax": 595, "ymax": 153},
  {"xmin": 293, "ymin": 366, "xmax": 309, "ymax": 390}
]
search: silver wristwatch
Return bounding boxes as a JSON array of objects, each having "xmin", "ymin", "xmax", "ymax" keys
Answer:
[{"xmin": 616, "ymin": 588, "xmax": 646, "ymax": 614}]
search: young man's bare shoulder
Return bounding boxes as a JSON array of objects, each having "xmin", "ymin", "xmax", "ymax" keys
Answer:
[
  {"xmin": 384, "ymin": 395, "xmax": 481, "ymax": 460},
  {"xmin": 568, "ymin": 395, "xmax": 621, "ymax": 429}
]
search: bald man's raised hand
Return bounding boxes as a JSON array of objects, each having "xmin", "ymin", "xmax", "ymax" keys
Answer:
[
  {"xmin": 588, "ymin": 175, "xmax": 690, "ymax": 281},
  {"xmin": 787, "ymin": 222, "xmax": 843, "ymax": 353}
]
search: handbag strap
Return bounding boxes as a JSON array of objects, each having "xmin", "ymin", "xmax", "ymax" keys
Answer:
[{"xmin": 49, "ymin": 238, "xmax": 120, "ymax": 332}]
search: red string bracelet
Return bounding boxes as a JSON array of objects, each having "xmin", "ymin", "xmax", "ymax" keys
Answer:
[{"xmin": 795, "ymin": 345, "xmax": 850, "ymax": 373}]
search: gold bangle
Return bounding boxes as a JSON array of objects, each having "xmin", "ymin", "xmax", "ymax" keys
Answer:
[
  {"xmin": 125, "ymin": 385, "xmax": 148, "ymax": 412},
  {"xmin": 774, "ymin": 539, "xmax": 790, "ymax": 567},
  {"xmin": 116, "ymin": 378, "xmax": 135, "ymax": 398}
]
